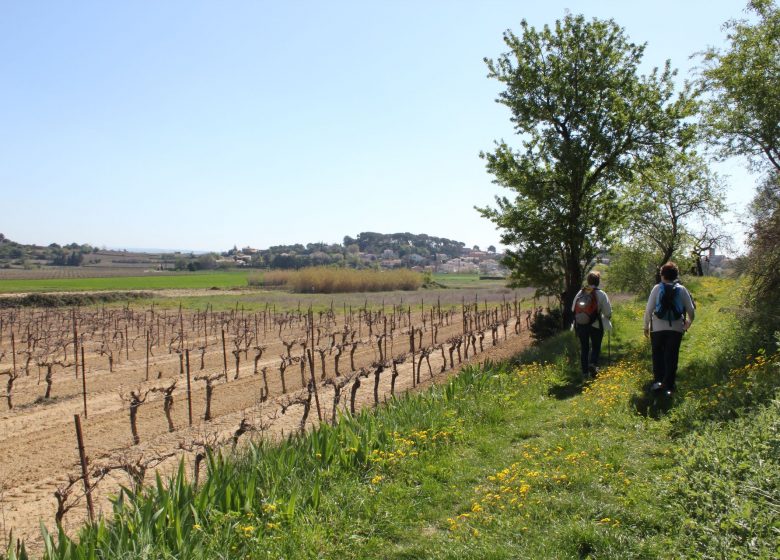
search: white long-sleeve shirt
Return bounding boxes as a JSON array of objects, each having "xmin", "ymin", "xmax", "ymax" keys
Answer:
[
  {"xmin": 643, "ymin": 282, "xmax": 695, "ymax": 333},
  {"xmin": 571, "ymin": 286, "xmax": 612, "ymax": 331}
]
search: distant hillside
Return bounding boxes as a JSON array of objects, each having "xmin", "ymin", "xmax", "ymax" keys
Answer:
[
  {"xmin": 0, "ymin": 234, "xmax": 182, "ymax": 272},
  {"xmin": 225, "ymin": 232, "xmax": 501, "ymax": 271},
  {"xmin": 0, "ymin": 232, "xmax": 503, "ymax": 274},
  {"xmin": 0, "ymin": 234, "xmax": 97, "ymax": 267}
]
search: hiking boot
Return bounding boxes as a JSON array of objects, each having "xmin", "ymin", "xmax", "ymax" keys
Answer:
[
  {"xmin": 651, "ymin": 381, "xmax": 663, "ymax": 392},
  {"xmin": 588, "ymin": 365, "xmax": 599, "ymax": 377}
]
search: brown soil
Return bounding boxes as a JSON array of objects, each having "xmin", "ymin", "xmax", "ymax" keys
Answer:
[{"xmin": 0, "ymin": 305, "xmax": 534, "ymax": 555}]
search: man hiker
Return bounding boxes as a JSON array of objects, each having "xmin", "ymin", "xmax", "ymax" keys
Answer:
[
  {"xmin": 643, "ymin": 261, "xmax": 695, "ymax": 397},
  {"xmin": 572, "ymin": 271, "xmax": 612, "ymax": 380}
]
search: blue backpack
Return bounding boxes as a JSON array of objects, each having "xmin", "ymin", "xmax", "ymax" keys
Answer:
[{"xmin": 653, "ymin": 282, "xmax": 684, "ymax": 325}]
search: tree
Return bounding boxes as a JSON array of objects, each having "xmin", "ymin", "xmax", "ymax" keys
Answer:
[
  {"xmin": 699, "ymin": 1, "xmax": 780, "ymax": 327},
  {"xmin": 606, "ymin": 241, "xmax": 659, "ymax": 295},
  {"xmin": 478, "ymin": 14, "xmax": 692, "ymax": 322},
  {"xmin": 628, "ymin": 150, "xmax": 727, "ymax": 269},
  {"xmin": 744, "ymin": 172, "xmax": 780, "ymax": 314},
  {"xmin": 487, "ymin": 245, "xmax": 497, "ymax": 254},
  {"xmin": 690, "ymin": 222, "xmax": 733, "ymax": 276},
  {"xmin": 698, "ymin": 0, "xmax": 780, "ymax": 172}
]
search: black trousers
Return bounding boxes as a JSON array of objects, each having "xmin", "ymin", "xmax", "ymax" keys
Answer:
[
  {"xmin": 650, "ymin": 330, "xmax": 683, "ymax": 390},
  {"xmin": 575, "ymin": 324, "xmax": 604, "ymax": 375}
]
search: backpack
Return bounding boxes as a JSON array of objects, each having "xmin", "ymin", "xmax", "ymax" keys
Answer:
[
  {"xmin": 653, "ymin": 282, "xmax": 685, "ymax": 325},
  {"xmin": 574, "ymin": 289, "xmax": 600, "ymax": 325}
]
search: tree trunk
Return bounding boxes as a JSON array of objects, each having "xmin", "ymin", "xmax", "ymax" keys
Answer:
[
  {"xmin": 350, "ymin": 376, "xmax": 361, "ymax": 415},
  {"xmin": 44, "ymin": 366, "xmax": 54, "ymax": 399},
  {"xmin": 164, "ymin": 395, "xmax": 175, "ymax": 432},
  {"xmin": 130, "ymin": 403, "xmax": 140, "ymax": 444}
]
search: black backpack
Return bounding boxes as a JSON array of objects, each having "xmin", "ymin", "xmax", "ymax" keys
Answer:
[{"xmin": 653, "ymin": 282, "xmax": 685, "ymax": 326}]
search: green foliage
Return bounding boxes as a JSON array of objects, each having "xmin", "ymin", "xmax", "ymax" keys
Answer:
[
  {"xmin": 0, "ymin": 292, "xmax": 153, "ymax": 308},
  {"xmin": 478, "ymin": 13, "xmax": 693, "ymax": 319},
  {"xmin": 186, "ymin": 253, "xmax": 219, "ymax": 271},
  {"xmin": 0, "ymin": 235, "xmax": 94, "ymax": 267},
  {"xmin": 606, "ymin": 242, "xmax": 659, "ymax": 295},
  {"xmin": 256, "ymin": 233, "xmax": 469, "ymax": 270},
  {"xmin": 529, "ymin": 308, "xmax": 563, "ymax": 342},
  {"xmin": 698, "ymin": 0, "xmax": 780, "ymax": 172},
  {"xmin": 345, "ymin": 232, "xmax": 465, "ymax": 260},
  {"xmin": 627, "ymin": 151, "xmax": 728, "ymax": 267},
  {"xmin": 669, "ymin": 399, "xmax": 780, "ymax": 558},
  {"xmin": 745, "ymin": 172, "xmax": 780, "ymax": 329}
]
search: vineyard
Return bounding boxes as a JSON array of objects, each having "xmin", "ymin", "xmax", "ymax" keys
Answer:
[{"xmin": 0, "ymin": 292, "xmax": 538, "ymax": 550}]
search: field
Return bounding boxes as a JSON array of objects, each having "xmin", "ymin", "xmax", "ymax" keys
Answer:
[
  {"xmin": 0, "ymin": 270, "xmax": 252, "ymax": 293},
  {"xmin": 0, "ymin": 269, "xmax": 488, "ymax": 295},
  {"xmin": 0, "ymin": 278, "xmax": 537, "ymax": 553}
]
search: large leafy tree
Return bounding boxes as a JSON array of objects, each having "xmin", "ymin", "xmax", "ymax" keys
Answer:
[
  {"xmin": 628, "ymin": 150, "xmax": 727, "ymax": 269},
  {"xmin": 699, "ymin": 1, "xmax": 780, "ymax": 327},
  {"xmin": 478, "ymin": 14, "xmax": 692, "ymax": 322},
  {"xmin": 698, "ymin": 0, "xmax": 780, "ymax": 172}
]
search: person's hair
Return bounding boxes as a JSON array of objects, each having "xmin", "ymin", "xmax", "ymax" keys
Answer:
[
  {"xmin": 586, "ymin": 271, "xmax": 601, "ymax": 286},
  {"xmin": 660, "ymin": 262, "xmax": 679, "ymax": 281}
]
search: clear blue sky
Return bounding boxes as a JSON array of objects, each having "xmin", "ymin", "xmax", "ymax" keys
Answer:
[{"xmin": 0, "ymin": 1, "xmax": 756, "ymax": 253}]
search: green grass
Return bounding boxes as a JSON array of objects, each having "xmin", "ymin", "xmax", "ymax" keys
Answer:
[
  {"xmin": 0, "ymin": 271, "xmax": 252, "ymax": 293},
  {"xmin": 7, "ymin": 277, "xmax": 779, "ymax": 559},
  {"xmin": 431, "ymin": 273, "xmax": 493, "ymax": 288}
]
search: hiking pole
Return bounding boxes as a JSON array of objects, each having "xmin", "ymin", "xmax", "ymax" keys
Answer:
[{"xmin": 607, "ymin": 330, "xmax": 611, "ymax": 365}]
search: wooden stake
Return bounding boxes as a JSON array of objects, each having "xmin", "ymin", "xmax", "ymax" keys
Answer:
[
  {"xmin": 72, "ymin": 309, "xmax": 79, "ymax": 380},
  {"xmin": 308, "ymin": 310, "xmax": 322, "ymax": 421},
  {"xmin": 81, "ymin": 346, "xmax": 87, "ymax": 418},
  {"xmin": 145, "ymin": 329, "xmax": 150, "ymax": 381},
  {"xmin": 186, "ymin": 349, "xmax": 193, "ymax": 427},
  {"xmin": 73, "ymin": 414, "xmax": 94, "ymax": 523},
  {"xmin": 11, "ymin": 331, "xmax": 16, "ymax": 382},
  {"xmin": 221, "ymin": 329, "xmax": 228, "ymax": 382}
]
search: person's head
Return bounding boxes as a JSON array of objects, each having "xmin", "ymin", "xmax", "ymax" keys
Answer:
[
  {"xmin": 586, "ymin": 271, "xmax": 601, "ymax": 287},
  {"xmin": 660, "ymin": 262, "xmax": 679, "ymax": 282}
]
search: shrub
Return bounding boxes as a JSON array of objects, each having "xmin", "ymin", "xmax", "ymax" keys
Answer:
[{"xmin": 530, "ymin": 308, "xmax": 563, "ymax": 342}]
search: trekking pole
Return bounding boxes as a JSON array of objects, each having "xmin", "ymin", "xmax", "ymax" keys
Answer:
[{"xmin": 607, "ymin": 330, "xmax": 611, "ymax": 365}]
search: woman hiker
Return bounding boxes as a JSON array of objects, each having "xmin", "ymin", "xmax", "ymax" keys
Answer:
[
  {"xmin": 572, "ymin": 271, "xmax": 612, "ymax": 380},
  {"xmin": 643, "ymin": 261, "xmax": 695, "ymax": 397}
]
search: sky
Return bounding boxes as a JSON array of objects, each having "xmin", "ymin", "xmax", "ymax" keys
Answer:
[{"xmin": 0, "ymin": 0, "xmax": 759, "ymax": 253}]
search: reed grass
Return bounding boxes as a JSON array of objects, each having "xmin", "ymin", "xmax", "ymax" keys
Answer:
[{"xmin": 248, "ymin": 267, "xmax": 423, "ymax": 293}]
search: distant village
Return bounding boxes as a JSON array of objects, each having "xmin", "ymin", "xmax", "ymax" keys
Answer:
[
  {"xmin": 0, "ymin": 231, "xmax": 734, "ymax": 279},
  {"xmin": 218, "ymin": 244, "xmax": 509, "ymax": 277}
]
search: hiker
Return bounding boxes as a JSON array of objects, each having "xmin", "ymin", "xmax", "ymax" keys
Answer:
[
  {"xmin": 572, "ymin": 271, "xmax": 612, "ymax": 379},
  {"xmin": 643, "ymin": 262, "xmax": 695, "ymax": 397}
]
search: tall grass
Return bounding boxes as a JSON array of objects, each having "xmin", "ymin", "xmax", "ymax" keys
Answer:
[{"xmin": 248, "ymin": 267, "xmax": 423, "ymax": 293}]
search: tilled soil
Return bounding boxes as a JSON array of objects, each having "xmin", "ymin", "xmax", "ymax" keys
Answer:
[{"xmin": 0, "ymin": 310, "xmax": 534, "ymax": 555}]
